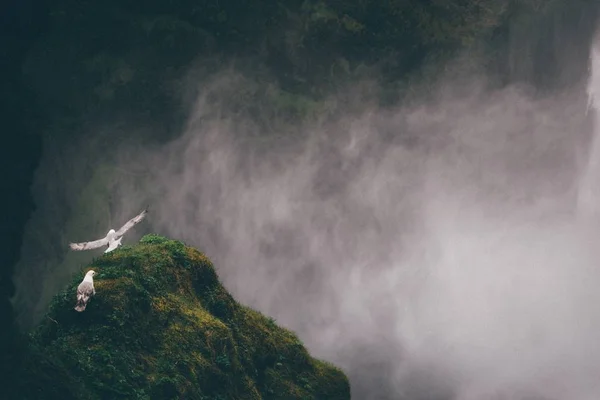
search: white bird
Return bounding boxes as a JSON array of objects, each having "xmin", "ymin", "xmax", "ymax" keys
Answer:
[
  {"xmin": 74, "ymin": 270, "xmax": 96, "ymax": 312},
  {"xmin": 69, "ymin": 207, "xmax": 149, "ymax": 253}
]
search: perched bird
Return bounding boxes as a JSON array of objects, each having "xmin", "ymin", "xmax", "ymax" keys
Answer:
[
  {"xmin": 69, "ymin": 207, "xmax": 149, "ymax": 253},
  {"xmin": 74, "ymin": 270, "xmax": 96, "ymax": 312}
]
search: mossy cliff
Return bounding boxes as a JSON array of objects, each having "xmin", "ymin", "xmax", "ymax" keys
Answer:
[{"xmin": 15, "ymin": 234, "xmax": 349, "ymax": 400}]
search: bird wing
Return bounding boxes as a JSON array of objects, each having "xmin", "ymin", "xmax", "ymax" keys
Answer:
[
  {"xmin": 75, "ymin": 281, "xmax": 95, "ymax": 311},
  {"xmin": 69, "ymin": 237, "xmax": 109, "ymax": 251},
  {"xmin": 77, "ymin": 281, "xmax": 95, "ymax": 298},
  {"xmin": 114, "ymin": 207, "xmax": 149, "ymax": 237}
]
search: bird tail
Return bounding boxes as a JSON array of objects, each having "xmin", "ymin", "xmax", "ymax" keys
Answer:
[{"xmin": 74, "ymin": 296, "xmax": 88, "ymax": 312}]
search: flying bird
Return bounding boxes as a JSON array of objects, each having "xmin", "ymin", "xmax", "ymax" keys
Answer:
[
  {"xmin": 69, "ymin": 207, "xmax": 149, "ymax": 253},
  {"xmin": 74, "ymin": 270, "xmax": 96, "ymax": 312}
]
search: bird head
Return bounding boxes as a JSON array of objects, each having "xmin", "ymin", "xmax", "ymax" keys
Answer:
[
  {"xmin": 107, "ymin": 229, "xmax": 116, "ymax": 237},
  {"xmin": 86, "ymin": 270, "xmax": 96, "ymax": 277}
]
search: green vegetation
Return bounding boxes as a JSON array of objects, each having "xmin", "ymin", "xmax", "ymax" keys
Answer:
[
  {"xmin": 28, "ymin": 0, "xmax": 584, "ymax": 127},
  {"xmin": 14, "ymin": 234, "xmax": 349, "ymax": 400}
]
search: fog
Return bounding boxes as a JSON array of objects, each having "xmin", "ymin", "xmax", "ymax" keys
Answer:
[{"xmin": 12, "ymin": 37, "xmax": 600, "ymax": 398}]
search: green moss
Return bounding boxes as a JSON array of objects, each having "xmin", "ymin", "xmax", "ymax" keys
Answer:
[{"xmin": 16, "ymin": 234, "xmax": 350, "ymax": 400}]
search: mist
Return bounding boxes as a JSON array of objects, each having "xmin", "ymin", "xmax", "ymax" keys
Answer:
[{"xmin": 12, "ymin": 33, "xmax": 600, "ymax": 398}]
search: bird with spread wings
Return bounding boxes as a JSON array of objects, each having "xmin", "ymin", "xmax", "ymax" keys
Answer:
[{"xmin": 69, "ymin": 207, "xmax": 149, "ymax": 253}]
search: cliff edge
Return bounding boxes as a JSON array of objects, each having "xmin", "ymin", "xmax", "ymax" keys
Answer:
[{"xmin": 15, "ymin": 234, "xmax": 350, "ymax": 400}]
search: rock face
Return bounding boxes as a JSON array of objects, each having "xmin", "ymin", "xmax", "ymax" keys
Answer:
[{"xmin": 16, "ymin": 234, "xmax": 350, "ymax": 400}]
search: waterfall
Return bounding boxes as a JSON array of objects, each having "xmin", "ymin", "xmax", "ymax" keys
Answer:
[{"xmin": 577, "ymin": 40, "xmax": 600, "ymax": 218}]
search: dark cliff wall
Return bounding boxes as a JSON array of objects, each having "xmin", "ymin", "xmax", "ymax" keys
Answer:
[{"xmin": 0, "ymin": 0, "xmax": 48, "ymax": 370}]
